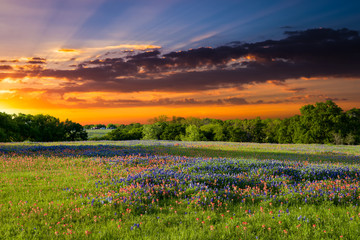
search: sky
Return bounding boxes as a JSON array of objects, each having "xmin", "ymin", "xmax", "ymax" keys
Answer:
[{"xmin": 0, "ymin": 0, "xmax": 360, "ymax": 124}]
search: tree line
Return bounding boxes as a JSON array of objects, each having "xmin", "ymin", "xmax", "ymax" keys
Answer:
[
  {"xmin": 0, "ymin": 113, "xmax": 87, "ymax": 142},
  {"xmin": 84, "ymin": 123, "xmax": 117, "ymax": 129},
  {"xmin": 96, "ymin": 101, "xmax": 359, "ymax": 145},
  {"xmin": 1, "ymin": 101, "xmax": 359, "ymax": 144}
]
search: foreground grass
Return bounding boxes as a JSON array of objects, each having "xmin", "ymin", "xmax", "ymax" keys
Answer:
[{"xmin": 0, "ymin": 141, "xmax": 359, "ymax": 239}]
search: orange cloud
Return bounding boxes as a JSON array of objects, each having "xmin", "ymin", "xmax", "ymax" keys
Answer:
[
  {"xmin": 103, "ymin": 44, "xmax": 161, "ymax": 50},
  {"xmin": 58, "ymin": 44, "xmax": 161, "ymax": 55},
  {"xmin": 57, "ymin": 49, "xmax": 80, "ymax": 53}
]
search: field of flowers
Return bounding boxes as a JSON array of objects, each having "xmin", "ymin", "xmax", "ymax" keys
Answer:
[{"xmin": 1, "ymin": 141, "xmax": 360, "ymax": 239}]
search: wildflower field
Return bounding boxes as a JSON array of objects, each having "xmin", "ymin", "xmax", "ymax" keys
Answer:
[{"xmin": 1, "ymin": 141, "xmax": 360, "ymax": 239}]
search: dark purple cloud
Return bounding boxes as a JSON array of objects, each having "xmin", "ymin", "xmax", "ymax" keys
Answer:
[
  {"xmin": 27, "ymin": 57, "xmax": 46, "ymax": 64},
  {"xmin": 62, "ymin": 96, "xmax": 250, "ymax": 108},
  {"xmin": 0, "ymin": 72, "xmax": 27, "ymax": 80},
  {"xmin": 0, "ymin": 65, "xmax": 13, "ymax": 70},
  {"xmin": 61, "ymin": 94, "xmax": 330, "ymax": 108},
  {"xmin": 287, "ymin": 87, "xmax": 306, "ymax": 93},
  {"xmin": 325, "ymin": 97, "xmax": 348, "ymax": 101},
  {"xmin": 0, "ymin": 59, "xmax": 19, "ymax": 63},
  {"xmin": 223, "ymin": 97, "xmax": 249, "ymax": 105},
  {"xmin": 5, "ymin": 28, "xmax": 360, "ymax": 94},
  {"xmin": 127, "ymin": 50, "xmax": 161, "ymax": 59}
]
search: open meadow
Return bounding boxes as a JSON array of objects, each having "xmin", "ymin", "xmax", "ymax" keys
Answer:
[
  {"xmin": 1, "ymin": 141, "xmax": 360, "ymax": 239},
  {"xmin": 86, "ymin": 129, "xmax": 113, "ymax": 140}
]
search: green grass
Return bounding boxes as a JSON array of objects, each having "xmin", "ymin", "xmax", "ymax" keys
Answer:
[
  {"xmin": 0, "ymin": 141, "xmax": 359, "ymax": 239},
  {"xmin": 86, "ymin": 129, "xmax": 113, "ymax": 139}
]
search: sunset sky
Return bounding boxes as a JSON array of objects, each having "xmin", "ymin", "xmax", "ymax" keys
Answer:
[{"xmin": 1, "ymin": 0, "xmax": 359, "ymax": 124}]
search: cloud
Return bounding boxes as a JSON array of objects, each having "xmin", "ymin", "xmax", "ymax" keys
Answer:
[
  {"xmin": 62, "ymin": 96, "xmax": 250, "ymax": 108},
  {"xmin": 0, "ymin": 72, "xmax": 27, "ymax": 80},
  {"xmin": 286, "ymin": 87, "xmax": 306, "ymax": 93},
  {"xmin": 325, "ymin": 97, "xmax": 348, "ymax": 101},
  {"xmin": 288, "ymin": 94, "xmax": 349, "ymax": 102},
  {"xmin": 101, "ymin": 44, "xmax": 161, "ymax": 51},
  {"xmin": 4, "ymin": 28, "xmax": 360, "ymax": 98},
  {"xmin": 61, "ymin": 94, "xmax": 329, "ymax": 108},
  {"xmin": 162, "ymin": 46, "xmax": 246, "ymax": 68},
  {"xmin": 0, "ymin": 59, "xmax": 19, "ymax": 63},
  {"xmin": 0, "ymin": 65, "xmax": 13, "ymax": 70},
  {"xmin": 65, "ymin": 97, "xmax": 87, "ymax": 103},
  {"xmin": 57, "ymin": 49, "xmax": 80, "ymax": 53},
  {"xmin": 223, "ymin": 97, "xmax": 249, "ymax": 105},
  {"xmin": 26, "ymin": 57, "xmax": 46, "ymax": 64},
  {"xmin": 56, "ymin": 44, "xmax": 161, "ymax": 55},
  {"xmin": 127, "ymin": 50, "xmax": 161, "ymax": 60}
]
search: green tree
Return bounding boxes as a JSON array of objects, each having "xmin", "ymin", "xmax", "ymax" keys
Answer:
[
  {"xmin": 160, "ymin": 123, "xmax": 185, "ymax": 140},
  {"xmin": 106, "ymin": 123, "xmax": 117, "ymax": 129},
  {"xmin": 170, "ymin": 116, "xmax": 185, "ymax": 124},
  {"xmin": 200, "ymin": 123, "xmax": 226, "ymax": 141},
  {"xmin": 127, "ymin": 126, "xmax": 143, "ymax": 139},
  {"xmin": 142, "ymin": 123, "xmax": 164, "ymax": 140},
  {"xmin": 183, "ymin": 117, "xmax": 203, "ymax": 127},
  {"xmin": 28, "ymin": 114, "xmax": 64, "ymax": 142},
  {"xmin": 12, "ymin": 113, "xmax": 33, "ymax": 141},
  {"xmin": 263, "ymin": 118, "xmax": 281, "ymax": 143},
  {"xmin": 344, "ymin": 108, "xmax": 360, "ymax": 144},
  {"xmin": 2, "ymin": 112, "xmax": 87, "ymax": 142},
  {"xmin": 181, "ymin": 125, "xmax": 206, "ymax": 141},
  {"xmin": 200, "ymin": 124, "xmax": 215, "ymax": 141},
  {"xmin": 245, "ymin": 118, "xmax": 266, "ymax": 143},
  {"xmin": 296, "ymin": 100, "xmax": 346, "ymax": 144},
  {"xmin": 0, "ymin": 112, "xmax": 18, "ymax": 142},
  {"xmin": 276, "ymin": 116, "xmax": 300, "ymax": 144},
  {"xmin": 212, "ymin": 124, "xmax": 226, "ymax": 141},
  {"xmin": 148, "ymin": 115, "xmax": 169, "ymax": 124},
  {"xmin": 95, "ymin": 124, "xmax": 106, "ymax": 129},
  {"xmin": 63, "ymin": 120, "xmax": 88, "ymax": 141},
  {"xmin": 107, "ymin": 123, "xmax": 143, "ymax": 140},
  {"xmin": 223, "ymin": 120, "xmax": 247, "ymax": 142},
  {"xmin": 107, "ymin": 128, "xmax": 128, "ymax": 140}
]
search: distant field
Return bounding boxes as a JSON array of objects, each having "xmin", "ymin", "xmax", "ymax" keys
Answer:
[
  {"xmin": 0, "ymin": 141, "xmax": 359, "ymax": 239},
  {"xmin": 86, "ymin": 129, "xmax": 113, "ymax": 139}
]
